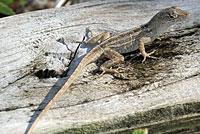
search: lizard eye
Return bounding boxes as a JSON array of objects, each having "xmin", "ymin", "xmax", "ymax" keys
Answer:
[{"xmin": 168, "ymin": 12, "xmax": 178, "ymax": 19}]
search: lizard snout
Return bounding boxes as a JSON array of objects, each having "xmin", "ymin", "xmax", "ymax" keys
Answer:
[{"xmin": 183, "ymin": 11, "xmax": 190, "ymax": 19}]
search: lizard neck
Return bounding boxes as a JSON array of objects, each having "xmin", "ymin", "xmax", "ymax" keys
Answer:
[{"xmin": 143, "ymin": 15, "xmax": 175, "ymax": 41}]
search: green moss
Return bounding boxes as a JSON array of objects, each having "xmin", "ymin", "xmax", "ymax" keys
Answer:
[{"xmin": 52, "ymin": 102, "xmax": 200, "ymax": 134}]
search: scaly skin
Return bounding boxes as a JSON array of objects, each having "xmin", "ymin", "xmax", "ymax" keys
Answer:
[{"xmin": 26, "ymin": 6, "xmax": 189, "ymax": 134}]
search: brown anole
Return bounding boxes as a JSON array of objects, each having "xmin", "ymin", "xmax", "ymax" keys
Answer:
[{"xmin": 26, "ymin": 6, "xmax": 189, "ymax": 133}]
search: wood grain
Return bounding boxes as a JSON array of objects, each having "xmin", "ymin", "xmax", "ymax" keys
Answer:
[{"xmin": 0, "ymin": 0, "xmax": 200, "ymax": 133}]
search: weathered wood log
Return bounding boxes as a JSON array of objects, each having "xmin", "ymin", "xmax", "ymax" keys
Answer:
[{"xmin": 0, "ymin": 0, "xmax": 200, "ymax": 134}]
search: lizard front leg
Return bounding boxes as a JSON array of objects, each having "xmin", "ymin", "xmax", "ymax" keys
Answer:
[
  {"xmin": 138, "ymin": 37, "xmax": 157, "ymax": 63},
  {"xmin": 100, "ymin": 49, "xmax": 125, "ymax": 78}
]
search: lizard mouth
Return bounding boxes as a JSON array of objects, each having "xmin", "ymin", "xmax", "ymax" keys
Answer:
[
  {"xmin": 172, "ymin": 6, "xmax": 190, "ymax": 20},
  {"xmin": 183, "ymin": 10, "xmax": 190, "ymax": 19}
]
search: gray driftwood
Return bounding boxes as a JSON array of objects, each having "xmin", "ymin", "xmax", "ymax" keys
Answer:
[{"xmin": 0, "ymin": 0, "xmax": 200, "ymax": 134}]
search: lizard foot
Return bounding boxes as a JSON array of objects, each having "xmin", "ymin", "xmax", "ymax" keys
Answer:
[
  {"xmin": 142, "ymin": 50, "xmax": 157, "ymax": 63},
  {"xmin": 99, "ymin": 68, "xmax": 127, "ymax": 79}
]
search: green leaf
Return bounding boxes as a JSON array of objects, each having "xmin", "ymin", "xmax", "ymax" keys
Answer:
[
  {"xmin": 0, "ymin": 2, "xmax": 15, "ymax": 15},
  {"xmin": 132, "ymin": 128, "xmax": 148, "ymax": 134},
  {"xmin": 19, "ymin": 0, "xmax": 25, "ymax": 5},
  {"xmin": 0, "ymin": 0, "xmax": 14, "ymax": 6}
]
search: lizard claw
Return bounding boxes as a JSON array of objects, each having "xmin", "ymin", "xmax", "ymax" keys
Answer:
[
  {"xmin": 99, "ymin": 68, "xmax": 127, "ymax": 79},
  {"xmin": 98, "ymin": 70, "xmax": 105, "ymax": 78},
  {"xmin": 142, "ymin": 50, "xmax": 157, "ymax": 63}
]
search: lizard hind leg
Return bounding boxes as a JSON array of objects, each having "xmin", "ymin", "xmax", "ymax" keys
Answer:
[
  {"xmin": 75, "ymin": 30, "xmax": 111, "ymax": 46},
  {"xmin": 85, "ymin": 31, "xmax": 111, "ymax": 46},
  {"xmin": 100, "ymin": 49, "xmax": 126, "ymax": 79}
]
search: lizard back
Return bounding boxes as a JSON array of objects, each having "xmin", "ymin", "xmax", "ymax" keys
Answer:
[{"xmin": 99, "ymin": 26, "xmax": 149, "ymax": 54}]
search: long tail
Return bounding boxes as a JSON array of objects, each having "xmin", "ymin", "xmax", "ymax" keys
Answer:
[{"xmin": 25, "ymin": 53, "xmax": 92, "ymax": 134}]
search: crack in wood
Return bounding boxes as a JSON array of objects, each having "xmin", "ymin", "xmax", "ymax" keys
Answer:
[{"xmin": 0, "ymin": 103, "xmax": 37, "ymax": 112}]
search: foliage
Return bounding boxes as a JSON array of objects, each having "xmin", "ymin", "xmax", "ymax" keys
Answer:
[
  {"xmin": 0, "ymin": 2, "xmax": 15, "ymax": 15},
  {"xmin": 19, "ymin": 0, "xmax": 25, "ymax": 5},
  {"xmin": 0, "ymin": 0, "xmax": 25, "ymax": 16},
  {"xmin": 132, "ymin": 128, "xmax": 148, "ymax": 134},
  {"xmin": 0, "ymin": 0, "xmax": 14, "ymax": 6}
]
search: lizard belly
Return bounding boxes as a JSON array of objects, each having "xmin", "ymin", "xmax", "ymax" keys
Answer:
[{"xmin": 111, "ymin": 41, "xmax": 139, "ymax": 54}]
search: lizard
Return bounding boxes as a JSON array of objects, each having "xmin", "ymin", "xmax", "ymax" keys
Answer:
[{"xmin": 26, "ymin": 6, "xmax": 189, "ymax": 134}]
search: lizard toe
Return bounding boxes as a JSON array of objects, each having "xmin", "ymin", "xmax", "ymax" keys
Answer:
[{"xmin": 142, "ymin": 50, "xmax": 157, "ymax": 63}]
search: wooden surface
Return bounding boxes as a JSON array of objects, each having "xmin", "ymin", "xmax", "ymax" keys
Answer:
[{"xmin": 0, "ymin": 0, "xmax": 200, "ymax": 134}]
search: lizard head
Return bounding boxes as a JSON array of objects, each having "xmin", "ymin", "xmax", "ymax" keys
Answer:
[
  {"xmin": 160, "ymin": 6, "xmax": 190, "ymax": 22},
  {"xmin": 146, "ymin": 6, "xmax": 190, "ymax": 40}
]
